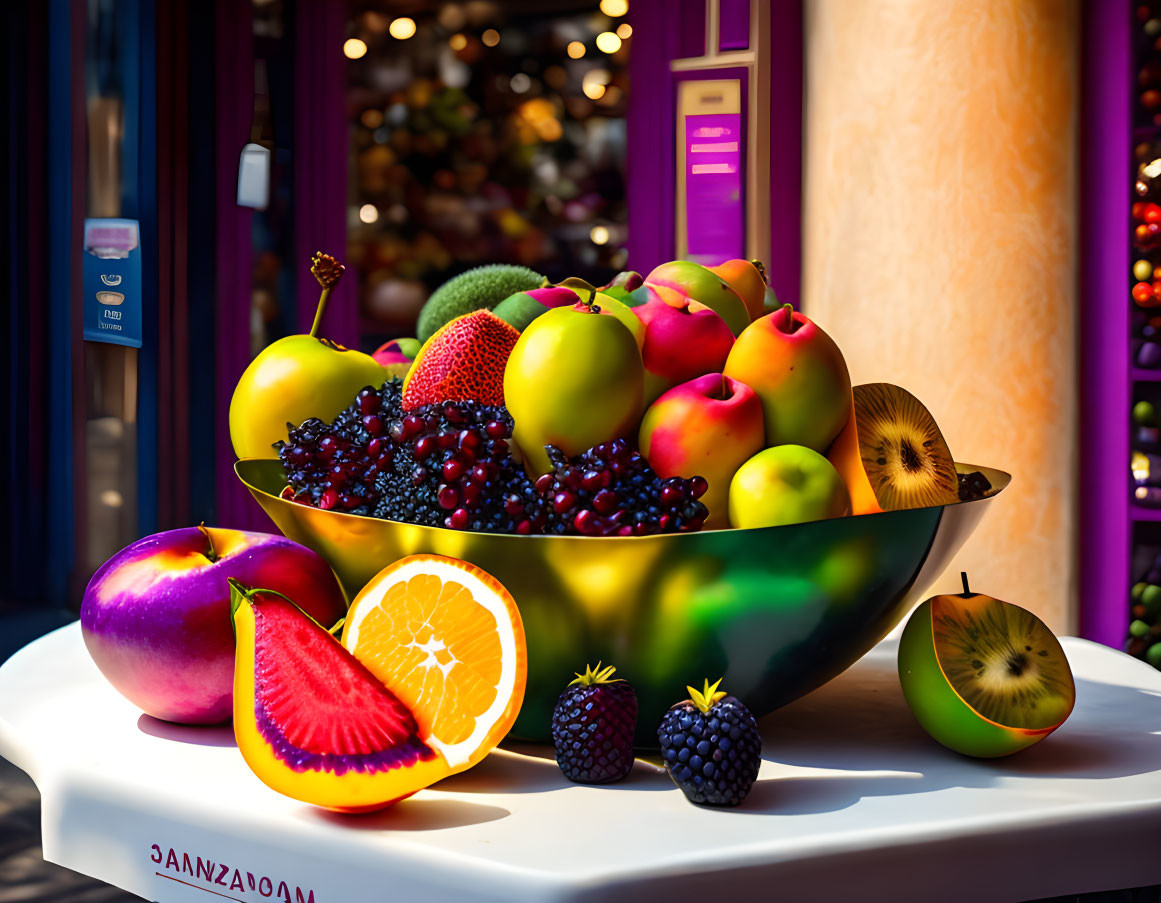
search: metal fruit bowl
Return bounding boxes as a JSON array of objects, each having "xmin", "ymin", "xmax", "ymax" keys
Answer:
[{"xmin": 236, "ymin": 458, "xmax": 1010, "ymax": 745}]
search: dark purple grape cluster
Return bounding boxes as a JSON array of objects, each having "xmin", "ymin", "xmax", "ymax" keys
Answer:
[
  {"xmin": 276, "ymin": 380, "xmax": 404, "ymax": 515},
  {"xmin": 277, "ymin": 383, "xmax": 710, "ymax": 537},
  {"xmin": 371, "ymin": 400, "xmax": 543, "ymax": 534},
  {"xmin": 535, "ymin": 440, "xmax": 708, "ymax": 536}
]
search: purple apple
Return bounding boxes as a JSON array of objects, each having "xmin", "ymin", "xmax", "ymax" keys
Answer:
[
  {"xmin": 80, "ymin": 526, "xmax": 348, "ymax": 724},
  {"xmin": 639, "ymin": 373, "xmax": 765, "ymax": 527},
  {"xmin": 631, "ymin": 284, "xmax": 736, "ymax": 404}
]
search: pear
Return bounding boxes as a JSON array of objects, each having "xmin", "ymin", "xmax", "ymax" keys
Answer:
[{"xmin": 229, "ymin": 253, "xmax": 388, "ymax": 459}]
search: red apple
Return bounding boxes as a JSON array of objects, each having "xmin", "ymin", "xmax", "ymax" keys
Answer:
[
  {"xmin": 632, "ymin": 285, "xmax": 736, "ymax": 404},
  {"xmin": 80, "ymin": 526, "xmax": 348, "ymax": 724},
  {"xmin": 638, "ymin": 373, "xmax": 765, "ymax": 527}
]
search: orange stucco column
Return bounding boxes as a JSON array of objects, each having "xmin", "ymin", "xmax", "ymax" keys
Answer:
[{"xmin": 802, "ymin": 0, "xmax": 1080, "ymax": 631}]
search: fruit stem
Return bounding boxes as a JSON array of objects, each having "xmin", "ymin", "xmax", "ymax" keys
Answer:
[
  {"xmin": 750, "ymin": 259, "xmax": 768, "ymax": 286},
  {"xmin": 585, "ymin": 289, "xmax": 601, "ymax": 314},
  {"xmin": 961, "ymin": 571, "xmax": 972, "ymax": 597},
  {"xmin": 197, "ymin": 523, "xmax": 219, "ymax": 563},
  {"xmin": 776, "ymin": 302, "xmax": 797, "ymax": 334},
  {"xmin": 308, "ymin": 252, "xmax": 346, "ymax": 339}
]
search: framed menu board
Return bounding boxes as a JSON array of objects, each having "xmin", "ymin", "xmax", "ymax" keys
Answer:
[{"xmin": 675, "ymin": 73, "xmax": 747, "ymax": 265}]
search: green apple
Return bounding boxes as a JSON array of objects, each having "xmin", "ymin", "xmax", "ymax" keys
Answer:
[
  {"xmin": 728, "ymin": 445, "xmax": 850, "ymax": 528},
  {"xmin": 504, "ymin": 299, "xmax": 644, "ymax": 476}
]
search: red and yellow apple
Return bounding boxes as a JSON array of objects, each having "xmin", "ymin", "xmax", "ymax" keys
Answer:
[
  {"xmin": 639, "ymin": 374, "xmax": 764, "ymax": 527},
  {"xmin": 492, "ymin": 286, "xmax": 580, "ymax": 331},
  {"xmin": 632, "ymin": 285, "xmax": 736, "ymax": 404},
  {"xmin": 708, "ymin": 259, "xmax": 767, "ymax": 321},
  {"xmin": 645, "ymin": 260, "xmax": 751, "ymax": 337},
  {"xmin": 80, "ymin": 526, "xmax": 348, "ymax": 724},
  {"xmin": 372, "ymin": 337, "xmax": 420, "ymax": 377},
  {"xmin": 723, "ymin": 304, "xmax": 851, "ymax": 453}
]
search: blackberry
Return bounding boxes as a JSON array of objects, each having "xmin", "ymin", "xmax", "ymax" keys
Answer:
[
  {"xmin": 276, "ymin": 379, "xmax": 403, "ymax": 514},
  {"xmin": 551, "ymin": 664, "xmax": 637, "ymax": 784},
  {"xmin": 657, "ymin": 679, "xmax": 761, "ymax": 807},
  {"xmin": 373, "ymin": 400, "xmax": 543, "ymax": 533},
  {"xmin": 537, "ymin": 440, "xmax": 708, "ymax": 536},
  {"xmin": 957, "ymin": 470, "xmax": 992, "ymax": 502}
]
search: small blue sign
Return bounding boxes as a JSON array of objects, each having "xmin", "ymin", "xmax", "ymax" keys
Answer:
[{"xmin": 83, "ymin": 218, "xmax": 142, "ymax": 348}]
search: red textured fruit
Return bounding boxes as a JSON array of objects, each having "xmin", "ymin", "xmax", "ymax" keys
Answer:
[
  {"xmin": 1135, "ymin": 282, "xmax": 1156, "ymax": 304},
  {"xmin": 1146, "ymin": 203, "xmax": 1161, "ymax": 224},
  {"xmin": 401, "ymin": 310, "xmax": 520, "ymax": 411}
]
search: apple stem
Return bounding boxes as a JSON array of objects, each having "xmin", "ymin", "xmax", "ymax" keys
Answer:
[
  {"xmin": 777, "ymin": 302, "xmax": 796, "ymax": 334},
  {"xmin": 198, "ymin": 523, "xmax": 219, "ymax": 563},
  {"xmin": 586, "ymin": 289, "xmax": 601, "ymax": 314},
  {"xmin": 309, "ymin": 287, "xmax": 331, "ymax": 338},
  {"xmin": 961, "ymin": 571, "xmax": 971, "ymax": 597},
  {"xmin": 308, "ymin": 252, "xmax": 346, "ymax": 339}
]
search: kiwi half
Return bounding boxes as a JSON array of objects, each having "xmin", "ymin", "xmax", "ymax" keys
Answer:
[
  {"xmin": 933, "ymin": 591, "xmax": 1075, "ymax": 731},
  {"xmin": 853, "ymin": 383, "xmax": 959, "ymax": 510}
]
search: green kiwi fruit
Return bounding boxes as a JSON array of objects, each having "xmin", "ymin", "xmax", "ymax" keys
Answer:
[
  {"xmin": 933, "ymin": 589, "xmax": 1074, "ymax": 731},
  {"xmin": 853, "ymin": 383, "xmax": 959, "ymax": 510}
]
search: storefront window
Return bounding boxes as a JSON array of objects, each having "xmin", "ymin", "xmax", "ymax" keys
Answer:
[{"xmin": 345, "ymin": 1, "xmax": 631, "ymax": 350}]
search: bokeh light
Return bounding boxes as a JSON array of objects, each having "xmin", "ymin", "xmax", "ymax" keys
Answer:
[
  {"xmin": 482, "ymin": 28, "xmax": 500, "ymax": 47},
  {"xmin": 449, "ymin": 33, "xmax": 468, "ymax": 51},
  {"xmin": 343, "ymin": 38, "xmax": 368, "ymax": 59},
  {"xmin": 595, "ymin": 32, "xmax": 622, "ymax": 54},
  {"xmin": 581, "ymin": 68, "xmax": 611, "ymax": 100},
  {"xmin": 567, "ymin": 41, "xmax": 585, "ymax": 59},
  {"xmin": 590, "ymin": 225, "xmax": 610, "ymax": 245},
  {"xmin": 360, "ymin": 109, "xmax": 384, "ymax": 128},
  {"xmin": 616, "ymin": 23, "xmax": 632, "ymax": 39},
  {"xmin": 600, "ymin": 0, "xmax": 629, "ymax": 16},
  {"xmin": 510, "ymin": 73, "xmax": 532, "ymax": 93},
  {"xmin": 359, "ymin": 204, "xmax": 380, "ymax": 224},
  {"xmin": 389, "ymin": 17, "xmax": 416, "ymax": 40}
]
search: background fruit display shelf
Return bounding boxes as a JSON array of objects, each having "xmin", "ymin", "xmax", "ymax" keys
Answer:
[{"xmin": 3, "ymin": 624, "xmax": 1161, "ymax": 902}]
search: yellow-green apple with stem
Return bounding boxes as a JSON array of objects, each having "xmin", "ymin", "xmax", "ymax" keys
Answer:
[
  {"xmin": 639, "ymin": 373, "xmax": 764, "ymax": 527},
  {"xmin": 632, "ymin": 284, "xmax": 736, "ymax": 404},
  {"xmin": 230, "ymin": 253, "xmax": 388, "ymax": 459},
  {"xmin": 504, "ymin": 294, "xmax": 644, "ymax": 476},
  {"xmin": 724, "ymin": 303, "xmax": 851, "ymax": 453},
  {"xmin": 729, "ymin": 445, "xmax": 851, "ymax": 528},
  {"xmin": 644, "ymin": 260, "xmax": 751, "ymax": 336}
]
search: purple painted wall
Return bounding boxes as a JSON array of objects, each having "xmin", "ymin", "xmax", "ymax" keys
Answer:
[
  {"xmin": 294, "ymin": 0, "xmax": 358, "ymax": 347},
  {"xmin": 213, "ymin": 0, "xmax": 260, "ymax": 531},
  {"xmin": 719, "ymin": 0, "xmax": 750, "ymax": 51},
  {"xmin": 1078, "ymin": 0, "xmax": 1131, "ymax": 646},
  {"xmin": 768, "ymin": 1, "xmax": 803, "ymax": 309}
]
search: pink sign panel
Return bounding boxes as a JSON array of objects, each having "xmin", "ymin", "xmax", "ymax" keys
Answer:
[{"xmin": 684, "ymin": 112, "xmax": 744, "ymax": 265}]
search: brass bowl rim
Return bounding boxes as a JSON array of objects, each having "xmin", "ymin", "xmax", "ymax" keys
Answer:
[{"xmin": 235, "ymin": 458, "xmax": 1011, "ymax": 541}]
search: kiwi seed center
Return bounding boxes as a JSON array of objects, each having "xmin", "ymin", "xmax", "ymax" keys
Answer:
[
  {"xmin": 1005, "ymin": 652, "xmax": 1028, "ymax": 678},
  {"xmin": 900, "ymin": 439, "xmax": 923, "ymax": 473}
]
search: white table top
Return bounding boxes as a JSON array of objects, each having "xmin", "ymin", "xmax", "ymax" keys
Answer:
[{"xmin": 1, "ymin": 623, "xmax": 1160, "ymax": 903}]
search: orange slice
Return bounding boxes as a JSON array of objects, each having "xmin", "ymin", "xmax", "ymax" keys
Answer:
[{"xmin": 341, "ymin": 554, "xmax": 526, "ymax": 770}]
